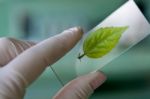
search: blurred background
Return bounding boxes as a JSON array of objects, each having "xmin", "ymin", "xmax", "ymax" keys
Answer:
[{"xmin": 1, "ymin": 0, "xmax": 150, "ymax": 99}]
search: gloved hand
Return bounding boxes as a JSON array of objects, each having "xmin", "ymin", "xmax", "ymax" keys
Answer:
[{"xmin": 0, "ymin": 27, "xmax": 106, "ymax": 99}]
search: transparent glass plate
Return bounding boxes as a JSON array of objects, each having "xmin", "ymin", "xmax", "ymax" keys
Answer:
[{"xmin": 51, "ymin": 0, "xmax": 150, "ymax": 86}]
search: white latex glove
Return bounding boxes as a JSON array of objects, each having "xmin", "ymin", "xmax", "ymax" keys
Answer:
[{"xmin": 0, "ymin": 27, "xmax": 106, "ymax": 99}]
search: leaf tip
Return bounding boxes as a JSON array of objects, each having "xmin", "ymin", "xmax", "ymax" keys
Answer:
[{"xmin": 122, "ymin": 26, "xmax": 129, "ymax": 31}]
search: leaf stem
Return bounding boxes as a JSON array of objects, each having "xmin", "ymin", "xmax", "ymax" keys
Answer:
[{"xmin": 78, "ymin": 53, "xmax": 85, "ymax": 59}]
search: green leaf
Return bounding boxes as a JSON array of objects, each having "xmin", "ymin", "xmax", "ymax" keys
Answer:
[{"xmin": 78, "ymin": 26, "xmax": 128, "ymax": 59}]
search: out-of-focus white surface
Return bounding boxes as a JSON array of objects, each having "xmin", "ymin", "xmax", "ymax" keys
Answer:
[{"xmin": 76, "ymin": 0, "xmax": 150, "ymax": 75}]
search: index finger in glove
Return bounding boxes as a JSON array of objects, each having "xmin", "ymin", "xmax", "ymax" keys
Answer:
[{"xmin": 3, "ymin": 27, "xmax": 83, "ymax": 86}]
